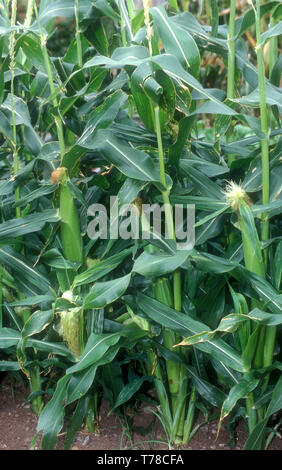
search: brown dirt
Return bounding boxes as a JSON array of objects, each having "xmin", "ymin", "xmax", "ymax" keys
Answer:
[{"xmin": 0, "ymin": 380, "xmax": 281, "ymax": 451}]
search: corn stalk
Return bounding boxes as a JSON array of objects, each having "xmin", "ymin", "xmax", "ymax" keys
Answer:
[
  {"xmin": 252, "ymin": 0, "xmax": 276, "ymax": 402},
  {"xmin": 74, "ymin": 0, "xmax": 82, "ymax": 68},
  {"xmin": 226, "ymin": 0, "xmax": 236, "ymax": 166}
]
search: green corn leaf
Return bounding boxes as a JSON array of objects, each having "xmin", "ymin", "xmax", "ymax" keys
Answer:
[
  {"xmin": 2, "ymin": 94, "xmax": 33, "ymax": 125},
  {"xmin": 26, "ymin": 339, "xmax": 74, "ymax": 359},
  {"xmin": 83, "ymin": 45, "xmax": 150, "ymax": 69},
  {"xmin": 83, "ymin": 274, "xmax": 131, "ymax": 309},
  {"xmin": 235, "ymin": 2, "xmax": 280, "ymax": 37},
  {"xmin": 190, "ymin": 252, "xmax": 236, "ymax": 274},
  {"xmin": 209, "ymin": 0, "xmax": 219, "ymax": 37},
  {"xmin": 66, "ymin": 364, "xmax": 98, "ymax": 405},
  {"xmin": 0, "ymin": 210, "xmax": 59, "ymax": 239},
  {"xmin": 189, "ymin": 252, "xmax": 281, "ymax": 313},
  {"xmin": 7, "ymin": 295, "xmax": 55, "ymax": 307},
  {"xmin": 116, "ymin": 178, "xmax": 147, "ymax": 207},
  {"xmin": 248, "ymin": 309, "xmax": 282, "ymax": 326},
  {"xmin": 270, "ymin": 54, "xmax": 282, "ymax": 87},
  {"xmin": 3, "ymin": 305, "xmax": 23, "ymax": 331},
  {"xmin": 0, "ymin": 327, "xmax": 21, "ymax": 348},
  {"xmin": 112, "ymin": 375, "xmax": 150, "ymax": 409},
  {"xmin": 66, "ymin": 332, "xmax": 122, "ymax": 374},
  {"xmin": 90, "ymin": 0, "xmax": 120, "ymax": 22},
  {"xmin": 21, "ymin": 310, "xmax": 54, "ymax": 338},
  {"xmin": 91, "ymin": 129, "xmax": 161, "ymax": 182},
  {"xmin": 260, "ymin": 21, "xmax": 282, "ymax": 45},
  {"xmin": 169, "ymin": 195, "xmax": 228, "ymax": 212},
  {"xmin": 0, "ymin": 248, "xmax": 52, "ymax": 293},
  {"xmin": 18, "ymin": 34, "xmax": 46, "ymax": 70},
  {"xmin": 266, "ymin": 373, "xmax": 282, "ymax": 417},
  {"xmin": 130, "ymin": 76, "xmax": 155, "ymax": 131},
  {"xmin": 178, "ymin": 309, "xmax": 282, "ymax": 347},
  {"xmin": 243, "ymin": 147, "xmax": 281, "ymax": 193},
  {"xmin": 152, "ymin": 54, "xmax": 236, "ymax": 115},
  {"xmin": 37, "ymin": 375, "xmax": 71, "ymax": 450},
  {"xmin": 1, "ymin": 94, "xmax": 42, "ymax": 154},
  {"xmin": 133, "ymin": 251, "xmax": 190, "ymax": 278},
  {"xmin": 77, "ymin": 90, "xmax": 127, "ymax": 149},
  {"xmin": 151, "ymin": 7, "xmax": 200, "ymax": 77},
  {"xmin": 130, "ymin": 62, "xmax": 165, "ymax": 130},
  {"xmin": 169, "ymin": 116, "xmax": 195, "ymax": 165},
  {"xmin": 180, "ymin": 162, "xmax": 224, "ymax": 200},
  {"xmin": 185, "ymin": 363, "xmax": 225, "ymax": 407},
  {"xmin": 238, "ymin": 270, "xmax": 282, "ymax": 315},
  {"xmin": 233, "ymin": 84, "xmax": 282, "ymax": 112},
  {"xmin": 195, "ymin": 213, "xmax": 226, "ymax": 245},
  {"xmin": 0, "ymin": 360, "xmax": 21, "ymax": 371},
  {"xmin": 274, "ymin": 242, "xmax": 282, "ymax": 290},
  {"xmin": 14, "ymin": 185, "xmax": 58, "ymax": 207},
  {"xmin": 180, "ymin": 155, "xmax": 230, "ymax": 178},
  {"xmin": 154, "ymin": 342, "xmax": 225, "ymax": 407},
  {"xmin": 66, "ymin": 344, "xmax": 120, "ymax": 405},
  {"xmin": 0, "ymin": 177, "xmax": 14, "ymax": 196},
  {"xmin": 142, "ymin": 231, "xmax": 177, "ymax": 255},
  {"xmin": 39, "ymin": 0, "xmax": 91, "ymax": 25},
  {"xmin": 64, "ymin": 396, "xmax": 89, "ymax": 450},
  {"xmin": 61, "ymin": 145, "xmax": 87, "ymax": 177},
  {"xmin": 215, "ymin": 313, "xmax": 247, "ymax": 334},
  {"xmin": 73, "ymin": 249, "xmax": 132, "ymax": 287},
  {"xmin": 219, "ymin": 373, "xmax": 260, "ymax": 430},
  {"xmin": 137, "ymin": 293, "xmax": 245, "ymax": 372},
  {"xmin": 41, "ymin": 249, "xmax": 76, "ymax": 270},
  {"xmin": 195, "ymin": 207, "xmax": 229, "ymax": 228},
  {"xmin": 244, "ymin": 375, "xmax": 282, "ymax": 449},
  {"xmin": 210, "ymin": 357, "xmax": 239, "ymax": 388}
]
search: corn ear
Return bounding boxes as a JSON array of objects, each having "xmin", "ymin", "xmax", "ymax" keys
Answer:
[
  {"xmin": 60, "ymin": 183, "xmax": 83, "ymax": 262},
  {"xmin": 238, "ymin": 201, "xmax": 265, "ymax": 279},
  {"xmin": 60, "ymin": 307, "xmax": 83, "ymax": 358},
  {"xmin": 225, "ymin": 183, "xmax": 264, "ymax": 278},
  {"xmin": 235, "ymin": 197, "xmax": 266, "ymax": 369},
  {"xmin": 52, "ymin": 167, "xmax": 83, "ymax": 263}
]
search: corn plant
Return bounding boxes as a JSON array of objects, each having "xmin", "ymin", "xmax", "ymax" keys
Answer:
[{"xmin": 0, "ymin": 0, "xmax": 281, "ymax": 450}]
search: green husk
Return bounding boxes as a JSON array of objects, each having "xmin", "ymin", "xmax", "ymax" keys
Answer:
[
  {"xmin": 60, "ymin": 183, "xmax": 83, "ymax": 263},
  {"xmin": 52, "ymin": 167, "xmax": 83, "ymax": 263},
  {"xmin": 238, "ymin": 202, "xmax": 265, "ymax": 279}
]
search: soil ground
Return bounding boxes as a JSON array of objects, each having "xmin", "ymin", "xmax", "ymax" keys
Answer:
[{"xmin": 0, "ymin": 380, "xmax": 281, "ymax": 451}]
